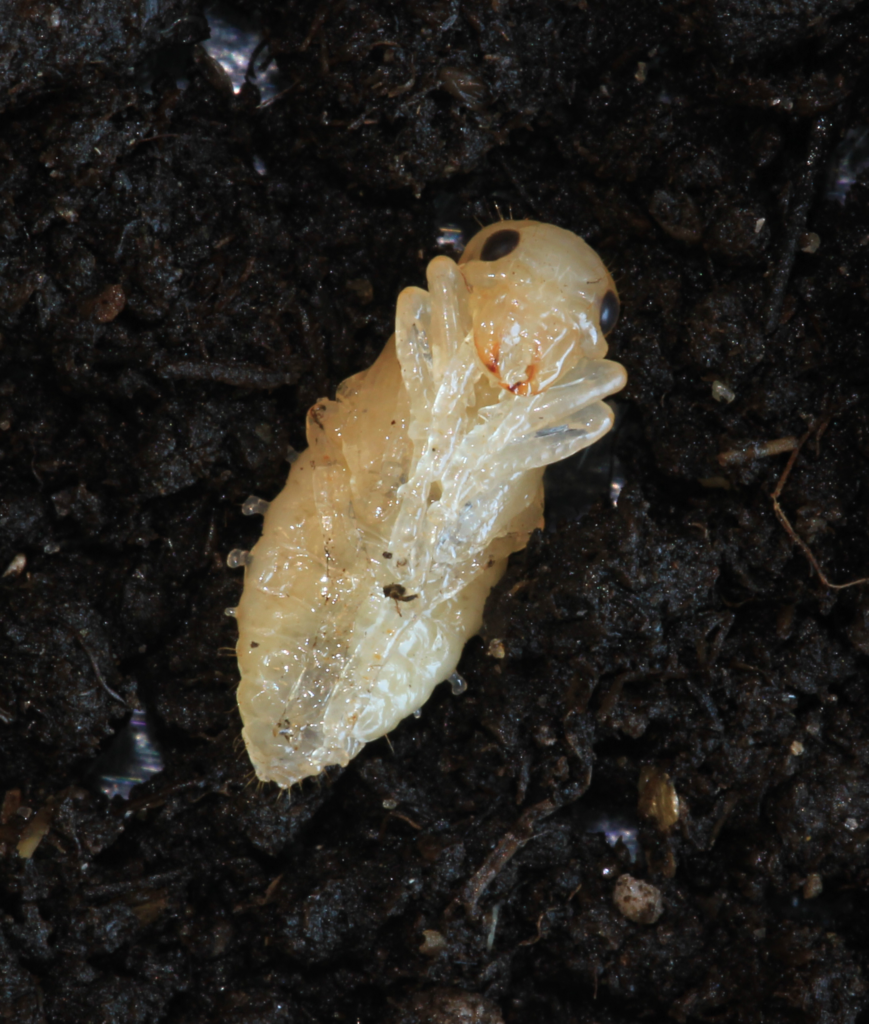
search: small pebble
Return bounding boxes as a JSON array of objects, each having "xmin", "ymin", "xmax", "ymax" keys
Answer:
[
  {"xmin": 711, "ymin": 380, "xmax": 735, "ymax": 404},
  {"xmin": 419, "ymin": 929, "xmax": 447, "ymax": 955},
  {"xmin": 486, "ymin": 638, "xmax": 506, "ymax": 659},
  {"xmin": 613, "ymin": 874, "xmax": 664, "ymax": 924},
  {"xmin": 2, "ymin": 553, "xmax": 26, "ymax": 578}
]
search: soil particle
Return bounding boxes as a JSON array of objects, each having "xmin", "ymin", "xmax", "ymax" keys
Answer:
[
  {"xmin": 386, "ymin": 987, "xmax": 504, "ymax": 1024},
  {"xmin": 612, "ymin": 873, "xmax": 664, "ymax": 925},
  {"xmin": 3, "ymin": 2, "xmax": 869, "ymax": 1023}
]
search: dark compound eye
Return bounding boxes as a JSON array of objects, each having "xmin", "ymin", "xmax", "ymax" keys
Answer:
[
  {"xmin": 600, "ymin": 290, "xmax": 620, "ymax": 334},
  {"xmin": 480, "ymin": 228, "xmax": 520, "ymax": 262}
]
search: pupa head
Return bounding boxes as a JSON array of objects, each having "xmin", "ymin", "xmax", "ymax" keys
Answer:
[{"xmin": 458, "ymin": 220, "xmax": 620, "ymax": 395}]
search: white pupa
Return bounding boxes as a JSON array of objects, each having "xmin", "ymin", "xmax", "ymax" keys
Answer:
[{"xmin": 233, "ymin": 220, "xmax": 627, "ymax": 788}]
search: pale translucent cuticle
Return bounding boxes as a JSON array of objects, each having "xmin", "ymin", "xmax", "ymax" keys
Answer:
[{"xmin": 234, "ymin": 220, "xmax": 627, "ymax": 788}]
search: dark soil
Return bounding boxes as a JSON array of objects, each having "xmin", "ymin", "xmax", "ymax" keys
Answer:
[{"xmin": 3, "ymin": 2, "xmax": 869, "ymax": 1022}]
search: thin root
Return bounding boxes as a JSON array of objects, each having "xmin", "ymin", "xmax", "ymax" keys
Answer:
[
  {"xmin": 519, "ymin": 907, "xmax": 556, "ymax": 946},
  {"xmin": 771, "ymin": 419, "xmax": 869, "ymax": 590},
  {"xmin": 458, "ymin": 798, "xmax": 557, "ymax": 919},
  {"xmin": 74, "ymin": 630, "xmax": 128, "ymax": 706},
  {"xmin": 718, "ymin": 435, "xmax": 799, "ymax": 467}
]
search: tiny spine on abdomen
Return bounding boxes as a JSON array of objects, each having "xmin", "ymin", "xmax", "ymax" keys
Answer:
[{"xmin": 229, "ymin": 220, "xmax": 626, "ymax": 789}]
